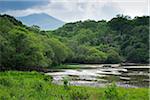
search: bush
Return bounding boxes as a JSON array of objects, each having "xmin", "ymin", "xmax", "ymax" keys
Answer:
[
  {"xmin": 69, "ymin": 88, "xmax": 89, "ymax": 100},
  {"xmin": 106, "ymin": 50, "xmax": 121, "ymax": 64},
  {"xmin": 126, "ymin": 48, "xmax": 148, "ymax": 63},
  {"xmin": 63, "ymin": 77, "xmax": 69, "ymax": 90},
  {"xmin": 0, "ymin": 78, "xmax": 12, "ymax": 87},
  {"xmin": 31, "ymin": 81, "xmax": 44, "ymax": 91},
  {"xmin": 43, "ymin": 75, "xmax": 53, "ymax": 83},
  {"xmin": 104, "ymin": 83, "xmax": 119, "ymax": 100}
]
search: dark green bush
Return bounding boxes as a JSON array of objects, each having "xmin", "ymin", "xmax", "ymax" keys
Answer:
[
  {"xmin": 31, "ymin": 81, "xmax": 44, "ymax": 91},
  {"xmin": 43, "ymin": 75, "xmax": 53, "ymax": 83},
  {"xmin": 0, "ymin": 78, "xmax": 12, "ymax": 87},
  {"xmin": 63, "ymin": 78, "xmax": 69, "ymax": 90},
  {"xmin": 104, "ymin": 83, "xmax": 119, "ymax": 100},
  {"xmin": 69, "ymin": 88, "xmax": 89, "ymax": 100}
]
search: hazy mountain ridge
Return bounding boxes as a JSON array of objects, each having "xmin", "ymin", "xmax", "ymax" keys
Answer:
[{"xmin": 16, "ymin": 13, "xmax": 65, "ymax": 30}]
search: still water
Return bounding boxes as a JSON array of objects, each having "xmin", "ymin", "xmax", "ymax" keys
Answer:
[{"xmin": 46, "ymin": 64, "xmax": 149, "ymax": 88}]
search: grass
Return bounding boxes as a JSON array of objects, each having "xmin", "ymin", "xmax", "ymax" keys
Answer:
[
  {"xmin": 51, "ymin": 64, "xmax": 96, "ymax": 69},
  {"xmin": 0, "ymin": 71, "xmax": 149, "ymax": 100},
  {"xmin": 51, "ymin": 64, "xmax": 82, "ymax": 69}
]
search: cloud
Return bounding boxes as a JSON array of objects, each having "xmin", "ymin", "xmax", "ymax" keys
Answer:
[
  {"xmin": 0, "ymin": 0, "xmax": 49, "ymax": 12},
  {"xmin": 0, "ymin": 0, "xmax": 149, "ymax": 22},
  {"xmin": 117, "ymin": 0, "xmax": 149, "ymax": 18}
]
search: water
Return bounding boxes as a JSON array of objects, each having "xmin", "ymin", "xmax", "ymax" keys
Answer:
[{"xmin": 46, "ymin": 64, "xmax": 149, "ymax": 88}]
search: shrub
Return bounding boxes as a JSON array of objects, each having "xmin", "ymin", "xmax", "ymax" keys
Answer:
[
  {"xmin": 43, "ymin": 75, "xmax": 53, "ymax": 83},
  {"xmin": 104, "ymin": 82, "xmax": 119, "ymax": 100},
  {"xmin": 0, "ymin": 77, "xmax": 12, "ymax": 87},
  {"xmin": 69, "ymin": 88, "xmax": 89, "ymax": 100},
  {"xmin": 32, "ymin": 81, "xmax": 44, "ymax": 91},
  {"xmin": 106, "ymin": 49, "xmax": 121, "ymax": 64},
  {"xmin": 63, "ymin": 77, "xmax": 69, "ymax": 90}
]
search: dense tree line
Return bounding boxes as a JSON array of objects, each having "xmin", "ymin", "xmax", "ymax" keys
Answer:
[
  {"xmin": 0, "ymin": 14, "xmax": 149, "ymax": 69},
  {"xmin": 53, "ymin": 14, "xmax": 149, "ymax": 64}
]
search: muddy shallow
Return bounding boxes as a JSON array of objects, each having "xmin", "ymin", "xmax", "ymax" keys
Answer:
[{"xmin": 46, "ymin": 64, "xmax": 149, "ymax": 88}]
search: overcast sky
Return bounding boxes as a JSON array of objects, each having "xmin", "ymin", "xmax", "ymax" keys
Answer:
[{"xmin": 0, "ymin": 0, "xmax": 149, "ymax": 22}]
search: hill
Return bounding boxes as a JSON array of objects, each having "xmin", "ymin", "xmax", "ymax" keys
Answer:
[
  {"xmin": 52, "ymin": 15, "xmax": 149, "ymax": 64},
  {"xmin": 0, "ymin": 14, "xmax": 149, "ymax": 70},
  {"xmin": 0, "ymin": 14, "xmax": 71, "ymax": 69},
  {"xmin": 17, "ymin": 13, "xmax": 65, "ymax": 30}
]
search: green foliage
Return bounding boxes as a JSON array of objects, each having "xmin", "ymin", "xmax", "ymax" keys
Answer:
[
  {"xmin": 70, "ymin": 45, "xmax": 107, "ymax": 63},
  {"xmin": 0, "ymin": 14, "xmax": 24, "ymax": 33},
  {"xmin": 69, "ymin": 88, "xmax": 90, "ymax": 100},
  {"xmin": 0, "ymin": 14, "xmax": 149, "ymax": 70},
  {"xmin": 0, "ymin": 15, "xmax": 71, "ymax": 69},
  {"xmin": 30, "ymin": 25, "xmax": 40, "ymax": 33},
  {"xmin": 43, "ymin": 75, "xmax": 53, "ymax": 83},
  {"xmin": 104, "ymin": 83, "xmax": 119, "ymax": 100},
  {"xmin": 108, "ymin": 14, "xmax": 132, "ymax": 33},
  {"xmin": 126, "ymin": 48, "xmax": 148, "ymax": 63},
  {"xmin": 53, "ymin": 14, "xmax": 149, "ymax": 64},
  {"xmin": 133, "ymin": 16, "xmax": 149, "ymax": 26},
  {"xmin": 48, "ymin": 38, "xmax": 72, "ymax": 65},
  {"xmin": 0, "ymin": 27, "xmax": 51, "ymax": 68},
  {"xmin": 0, "ymin": 77, "xmax": 12, "ymax": 87},
  {"xmin": 86, "ymin": 47, "xmax": 107, "ymax": 63},
  {"xmin": 63, "ymin": 77, "xmax": 69, "ymax": 90},
  {"xmin": 106, "ymin": 50, "xmax": 121, "ymax": 64},
  {"xmin": 31, "ymin": 81, "xmax": 44, "ymax": 91}
]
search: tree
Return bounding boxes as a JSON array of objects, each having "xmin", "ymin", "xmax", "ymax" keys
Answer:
[
  {"xmin": 48, "ymin": 38, "xmax": 71, "ymax": 65},
  {"xmin": 106, "ymin": 50, "xmax": 121, "ymax": 64},
  {"xmin": 126, "ymin": 48, "xmax": 148, "ymax": 63},
  {"xmin": 0, "ymin": 34, "xmax": 15, "ymax": 67},
  {"xmin": 8, "ymin": 27, "xmax": 51, "ymax": 68},
  {"xmin": 108, "ymin": 14, "xmax": 132, "ymax": 34},
  {"xmin": 86, "ymin": 47, "xmax": 107, "ymax": 63},
  {"xmin": 29, "ymin": 25, "xmax": 41, "ymax": 33},
  {"xmin": 133, "ymin": 16, "xmax": 149, "ymax": 26}
]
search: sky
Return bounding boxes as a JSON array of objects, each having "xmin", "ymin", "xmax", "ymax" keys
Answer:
[{"xmin": 0, "ymin": 0, "xmax": 149, "ymax": 22}]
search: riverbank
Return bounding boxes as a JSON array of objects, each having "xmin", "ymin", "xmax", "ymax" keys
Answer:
[
  {"xmin": 1, "ymin": 63, "xmax": 149, "ymax": 72},
  {"xmin": 0, "ymin": 71, "xmax": 149, "ymax": 100},
  {"xmin": 51, "ymin": 63, "xmax": 149, "ymax": 69}
]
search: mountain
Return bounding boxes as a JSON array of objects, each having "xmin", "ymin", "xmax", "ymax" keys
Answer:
[{"xmin": 16, "ymin": 13, "xmax": 65, "ymax": 30}]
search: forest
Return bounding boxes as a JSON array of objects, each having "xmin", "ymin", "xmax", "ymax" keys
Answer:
[{"xmin": 0, "ymin": 14, "xmax": 149, "ymax": 70}]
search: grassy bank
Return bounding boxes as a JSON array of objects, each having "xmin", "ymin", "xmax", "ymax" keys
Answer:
[
  {"xmin": 51, "ymin": 64, "xmax": 83, "ymax": 69},
  {"xmin": 51, "ymin": 64, "xmax": 97, "ymax": 69},
  {"xmin": 0, "ymin": 71, "xmax": 149, "ymax": 100}
]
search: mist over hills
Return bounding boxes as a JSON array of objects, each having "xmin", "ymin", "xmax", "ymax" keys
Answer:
[{"xmin": 17, "ymin": 13, "xmax": 65, "ymax": 30}]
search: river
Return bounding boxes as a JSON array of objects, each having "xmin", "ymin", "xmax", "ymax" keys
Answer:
[{"xmin": 46, "ymin": 64, "xmax": 149, "ymax": 88}]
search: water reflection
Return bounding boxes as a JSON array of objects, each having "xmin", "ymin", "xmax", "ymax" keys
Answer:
[{"xmin": 46, "ymin": 64, "xmax": 149, "ymax": 88}]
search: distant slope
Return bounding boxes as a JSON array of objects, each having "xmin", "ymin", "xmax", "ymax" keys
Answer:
[{"xmin": 16, "ymin": 13, "xmax": 65, "ymax": 30}]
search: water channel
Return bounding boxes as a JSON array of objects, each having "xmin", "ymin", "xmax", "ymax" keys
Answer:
[{"xmin": 46, "ymin": 64, "xmax": 149, "ymax": 88}]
